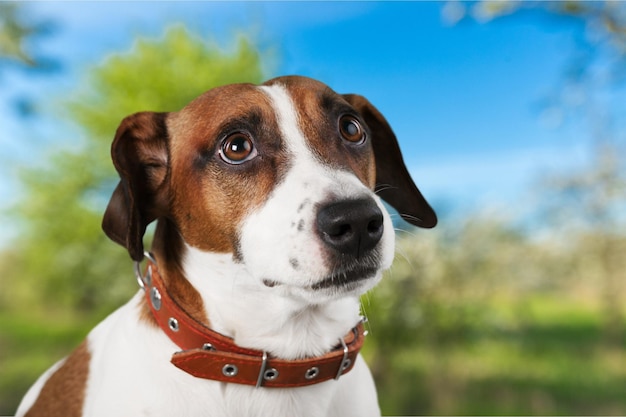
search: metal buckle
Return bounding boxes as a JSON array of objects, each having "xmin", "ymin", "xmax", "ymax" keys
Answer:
[
  {"xmin": 335, "ymin": 337, "xmax": 350, "ymax": 380},
  {"xmin": 256, "ymin": 351, "xmax": 269, "ymax": 388},
  {"xmin": 334, "ymin": 321, "xmax": 363, "ymax": 381},
  {"xmin": 255, "ymin": 351, "xmax": 279, "ymax": 388},
  {"xmin": 133, "ymin": 251, "xmax": 157, "ymax": 290}
]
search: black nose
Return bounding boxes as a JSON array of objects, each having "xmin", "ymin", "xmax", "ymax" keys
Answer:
[{"xmin": 316, "ymin": 198, "xmax": 384, "ymax": 258}]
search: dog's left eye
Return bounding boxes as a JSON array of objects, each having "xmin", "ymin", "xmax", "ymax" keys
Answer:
[
  {"xmin": 339, "ymin": 115, "xmax": 366, "ymax": 144},
  {"xmin": 219, "ymin": 133, "xmax": 257, "ymax": 164}
]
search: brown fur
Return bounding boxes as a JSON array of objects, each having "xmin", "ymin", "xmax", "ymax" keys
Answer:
[
  {"xmin": 24, "ymin": 341, "xmax": 90, "ymax": 417},
  {"xmin": 166, "ymin": 84, "xmax": 288, "ymax": 255}
]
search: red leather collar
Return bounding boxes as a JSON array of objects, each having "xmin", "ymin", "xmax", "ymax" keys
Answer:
[{"xmin": 136, "ymin": 254, "xmax": 366, "ymax": 388}]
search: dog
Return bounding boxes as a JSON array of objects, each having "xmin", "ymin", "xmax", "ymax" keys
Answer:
[{"xmin": 16, "ymin": 75, "xmax": 436, "ymax": 417}]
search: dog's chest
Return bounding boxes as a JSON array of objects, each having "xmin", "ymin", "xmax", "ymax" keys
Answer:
[{"xmin": 80, "ymin": 294, "xmax": 362, "ymax": 417}]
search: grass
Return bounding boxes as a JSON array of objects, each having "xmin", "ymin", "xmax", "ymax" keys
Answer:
[
  {"xmin": 0, "ymin": 312, "xmax": 95, "ymax": 415},
  {"xmin": 1, "ymin": 294, "xmax": 624, "ymax": 415},
  {"xmin": 367, "ymin": 293, "xmax": 626, "ymax": 416}
]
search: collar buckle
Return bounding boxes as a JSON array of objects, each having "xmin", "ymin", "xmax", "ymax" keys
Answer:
[{"xmin": 134, "ymin": 251, "xmax": 157, "ymax": 289}]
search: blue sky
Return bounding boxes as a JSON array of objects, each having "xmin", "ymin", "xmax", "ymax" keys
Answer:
[{"xmin": 0, "ymin": 2, "xmax": 605, "ymax": 240}]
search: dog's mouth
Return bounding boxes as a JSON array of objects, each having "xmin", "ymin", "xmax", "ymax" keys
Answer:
[
  {"xmin": 262, "ymin": 266, "xmax": 379, "ymax": 291},
  {"xmin": 311, "ymin": 266, "xmax": 379, "ymax": 290},
  {"xmin": 263, "ymin": 267, "xmax": 378, "ymax": 291}
]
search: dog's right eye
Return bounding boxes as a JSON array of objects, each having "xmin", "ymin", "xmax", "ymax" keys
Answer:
[
  {"xmin": 219, "ymin": 133, "xmax": 257, "ymax": 164},
  {"xmin": 339, "ymin": 115, "xmax": 366, "ymax": 145}
]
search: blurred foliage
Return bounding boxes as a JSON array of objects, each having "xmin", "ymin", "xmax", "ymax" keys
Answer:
[
  {"xmin": 363, "ymin": 216, "xmax": 626, "ymax": 415},
  {"xmin": 537, "ymin": 144, "xmax": 626, "ymax": 346},
  {"xmin": 0, "ymin": 2, "xmax": 59, "ymax": 118},
  {"xmin": 445, "ymin": 0, "xmax": 626, "ymax": 44},
  {"xmin": 0, "ymin": 3, "xmax": 55, "ymax": 70}
]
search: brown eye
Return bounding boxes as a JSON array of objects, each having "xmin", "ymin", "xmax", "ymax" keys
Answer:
[
  {"xmin": 339, "ymin": 115, "xmax": 365, "ymax": 144},
  {"xmin": 219, "ymin": 133, "xmax": 257, "ymax": 164}
]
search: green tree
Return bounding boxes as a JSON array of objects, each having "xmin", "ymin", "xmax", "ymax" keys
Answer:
[{"xmin": 1, "ymin": 26, "xmax": 267, "ymax": 315}]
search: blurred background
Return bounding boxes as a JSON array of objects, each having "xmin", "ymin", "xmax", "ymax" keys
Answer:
[{"xmin": 1, "ymin": 1, "xmax": 625, "ymax": 415}]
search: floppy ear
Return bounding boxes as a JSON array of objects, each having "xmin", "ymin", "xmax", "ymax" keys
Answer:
[
  {"xmin": 102, "ymin": 112, "xmax": 170, "ymax": 261},
  {"xmin": 343, "ymin": 94, "xmax": 437, "ymax": 228}
]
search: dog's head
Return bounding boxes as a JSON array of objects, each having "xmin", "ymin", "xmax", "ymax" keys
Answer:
[{"xmin": 103, "ymin": 76, "xmax": 436, "ymax": 302}]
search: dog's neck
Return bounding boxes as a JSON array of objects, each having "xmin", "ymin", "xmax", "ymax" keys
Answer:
[{"xmin": 148, "ymin": 219, "xmax": 362, "ymax": 360}]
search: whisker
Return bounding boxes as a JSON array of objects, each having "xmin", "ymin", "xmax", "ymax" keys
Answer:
[
  {"xmin": 394, "ymin": 245, "xmax": 415, "ymax": 271},
  {"xmin": 374, "ymin": 183, "xmax": 397, "ymax": 195},
  {"xmin": 394, "ymin": 227, "xmax": 419, "ymax": 239},
  {"xmin": 388, "ymin": 211, "xmax": 427, "ymax": 226}
]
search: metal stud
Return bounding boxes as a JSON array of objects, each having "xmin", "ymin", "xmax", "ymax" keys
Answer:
[
  {"xmin": 305, "ymin": 367, "xmax": 319, "ymax": 380},
  {"xmin": 222, "ymin": 364, "xmax": 238, "ymax": 377},
  {"xmin": 202, "ymin": 343, "xmax": 215, "ymax": 351},
  {"xmin": 150, "ymin": 287, "xmax": 162, "ymax": 311},
  {"xmin": 168, "ymin": 317, "xmax": 179, "ymax": 332},
  {"xmin": 263, "ymin": 368, "xmax": 279, "ymax": 381}
]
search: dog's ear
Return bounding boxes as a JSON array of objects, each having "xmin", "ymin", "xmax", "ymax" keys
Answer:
[
  {"xmin": 102, "ymin": 112, "xmax": 170, "ymax": 261},
  {"xmin": 343, "ymin": 94, "xmax": 437, "ymax": 228}
]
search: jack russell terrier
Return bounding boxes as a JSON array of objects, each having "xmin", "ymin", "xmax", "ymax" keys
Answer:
[{"xmin": 17, "ymin": 75, "xmax": 436, "ymax": 417}]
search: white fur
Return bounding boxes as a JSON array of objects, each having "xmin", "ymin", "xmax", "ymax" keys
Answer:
[{"xmin": 17, "ymin": 82, "xmax": 388, "ymax": 416}]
